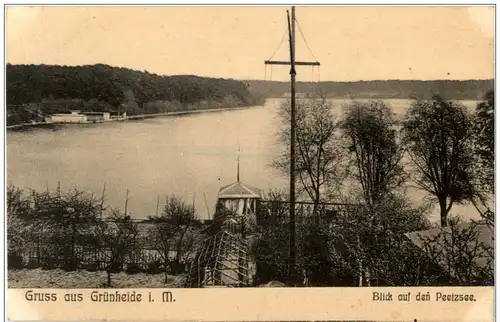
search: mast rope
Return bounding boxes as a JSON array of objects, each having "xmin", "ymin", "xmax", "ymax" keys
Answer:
[
  {"xmin": 295, "ymin": 18, "xmax": 319, "ymax": 63},
  {"xmin": 267, "ymin": 28, "xmax": 288, "ymax": 61}
]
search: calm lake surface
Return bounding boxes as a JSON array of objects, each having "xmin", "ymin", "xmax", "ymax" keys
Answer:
[{"xmin": 7, "ymin": 98, "xmax": 481, "ymax": 222}]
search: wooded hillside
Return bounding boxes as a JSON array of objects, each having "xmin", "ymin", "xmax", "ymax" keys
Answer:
[
  {"xmin": 6, "ymin": 64, "xmax": 265, "ymax": 125},
  {"xmin": 244, "ymin": 79, "xmax": 494, "ymax": 100}
]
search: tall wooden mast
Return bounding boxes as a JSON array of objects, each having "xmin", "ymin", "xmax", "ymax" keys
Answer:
[
  {"xmin": 264, "ymin": 6, "xmax": 320, "ymax": 285},
  {"xmin": 287, "ymin": 6, "xmax": 297, "ymax": 285}
]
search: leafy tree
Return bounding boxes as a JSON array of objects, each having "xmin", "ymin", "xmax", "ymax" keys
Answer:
[
  {"xmin": 252, "ymin": 190, "xmax": 290, "ymax": 285},
  {"xmin": 401, "ymin": 96, "xmax": 476, "ymax": 227},
  {"xmin": 120, "ymin": 90, "xmax": 141, "ymax": 115},
  {"xmin": 254, "ymin": 190, "xmax": 339, "ymax": 286},
  {"xmin": 342, "ymin": 100, "xmax": 405, "ymax": 206},
  {"xmin": 256, "ymin": 191, "xmax": 431, "ymax": 286},
  {"xmin": 340, "ymin": 100, "xmax": 407, "ymax": 285},
  {"xmin": 329, "ymin": 194, "xmax": 432, "ymax": 286},
  {"xmin": 274, "ymin": 98, "xmax": 345, "ymax": 211},
  {"xmin": 253, "ymin": 224, "xmax": 290, "ymax": 285},
  {"xmin": 297, "ymin": 223, "xmax": 336, "ymax": 286}
]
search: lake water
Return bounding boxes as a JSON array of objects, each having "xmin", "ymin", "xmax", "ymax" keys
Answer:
[{"xmin": 7, "ymin": 98, "xmax": 481, "ymax": 223}]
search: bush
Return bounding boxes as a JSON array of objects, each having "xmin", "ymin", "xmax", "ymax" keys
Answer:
[
  {"xmin": 146, "ymin": 261, "xmax": 163, "ymax": 275},
  {"xmin": 108, "ymin": 262, "xmax": 123, "ymax": 273},
  {"xmin": 8, "ymin": 254, "xmax": 23, "ymax": 269},
  {"xmin": 62, "ymin": 259, "xmax": 79, "ymax": 272},
  {"xmin": 84, "ymin": 262, "xmax": 99, "ymax": 272},
  {"xmin": 25, "ymin": 260, "xmax": 41, "ymax": 269},
  {"xmin": 169, "ymin": 261, "xmax": 186, "ymax": 275},
  {"xmin": 126, "ymin": 263, "xmax": 144, "ymax": 275},
  {"xmin": 41, "ymin": 257, "xmax": 58, "ymax": 270}
]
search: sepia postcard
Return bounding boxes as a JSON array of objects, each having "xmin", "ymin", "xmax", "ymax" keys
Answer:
[{"xmin": 4, "ymin": 4, "xmax": 495, "ymax": 321}]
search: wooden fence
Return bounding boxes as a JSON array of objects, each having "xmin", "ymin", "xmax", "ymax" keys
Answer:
[
  {"xmin": 21, "ymin": 236, "xmax": 178, "ymax": 270},
  {"xmin": 9, "ymin": 220, "xmax": 188, "ymax": 272},
  {"xmin": 257, "ymin": 200, "xmax": 362, "ymax": 227},
  {"xmin": 9, "ymin": 201, "xmax": 362, "ymax": 272}
]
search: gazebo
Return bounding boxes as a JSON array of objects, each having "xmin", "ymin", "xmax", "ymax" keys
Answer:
[{"xmin": 216, "ymin": 181, "xmax": 263, "ymax": 217}]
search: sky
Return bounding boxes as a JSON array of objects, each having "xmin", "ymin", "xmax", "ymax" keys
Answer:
[{"xmin": 5, "ymin": 6, "xmax": 495, "ymax": 82}]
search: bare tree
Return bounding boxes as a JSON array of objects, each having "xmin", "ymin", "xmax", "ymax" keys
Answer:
[
  {"xmin": 401, "ymin": 95, "xmax": 476, "ymax": 227},
  {"xmin": 475, "ymin": 89, "xmax": 494, "ymax": 189},
  {"xmin": 7, "ymin": 185, "xmax": 30, "ymax": 268},
  {"xmin": 22, "ymin": 187, "xmax": 102, "ymax": 270},
  {"xmin": 148, "ymin": 195, "xmax": 195, "ymax": 274},
  {"xmin": 147, "ymin": 221, "xmax": 176, "ymax": 283},
  {"xmin": 7, "ymin": 184, "xmax": 29, "ymax": 216},
  {"xmin": 471, "ymin": 90, "xmax": 494, "ymax": 216},
  {"xmin": 93, "ymin": 210, "xmax": 139, "ymax": 286},
  {"xmin": 178, "ymin": 227, "xmax": 201, "ymax": 265},
  {"xmin": 411, "ymin": 213, "xmax": 494, "ymax": 286},
  {"xmin": 274, "ymin": 98, "xmax": 345, "ymax": 211}
]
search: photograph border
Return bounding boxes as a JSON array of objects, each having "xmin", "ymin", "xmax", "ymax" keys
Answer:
[{"xmin": 2, "ymin": 2, "xmax": 497, "ymax": 321}]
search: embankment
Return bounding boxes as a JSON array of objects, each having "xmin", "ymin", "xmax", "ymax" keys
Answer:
[
  {"xmin": 6, "ymin": 105, "xmax": 262, "ymax": 131},
  {"xmin": 125, "ymin": 106, "xmax": 259, "ymax": 120}
]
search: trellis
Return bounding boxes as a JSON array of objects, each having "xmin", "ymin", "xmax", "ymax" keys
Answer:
[{"xmin": 185, "ymin": 225, "xmax": 250, "ymax": 288}]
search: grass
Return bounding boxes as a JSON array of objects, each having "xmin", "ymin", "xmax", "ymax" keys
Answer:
[{"xmin": 8, "ymin": 268, "xmax": 186, "ymax": 288}]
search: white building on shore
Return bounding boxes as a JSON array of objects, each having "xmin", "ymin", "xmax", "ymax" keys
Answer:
[
  {"xmin": 81, "ymin": 111, "xmax": 111, "ymax": 122},
  {"xmin": 49, "ymin": 111, "xmax": 114, "ymax": 123},
  {"xmin": 49, "ymin": 111, "xmax": 87, "ymax": 123}
]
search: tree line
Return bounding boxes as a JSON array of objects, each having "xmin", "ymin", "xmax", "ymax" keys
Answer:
[
  {"xmin": 6, "ymin": 64, "xmax": 265, "ymax": 125},
  {"xmin": 245, "ymin": 79, "xmax": 493, "ymax": 100}
]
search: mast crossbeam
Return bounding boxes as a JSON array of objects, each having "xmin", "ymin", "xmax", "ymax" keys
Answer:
[{"xmin": 264, "ymin": 60, "xmax": 320, "ymax": 66}]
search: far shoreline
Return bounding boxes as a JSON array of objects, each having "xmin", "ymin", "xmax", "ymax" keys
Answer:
[
  {"xmin": 6, "ymin": 104, "xmax": 264, "ymax": 132},
  {"xmin": 6, "ymin": 96, "xmax": 480, "ymax": 132}
]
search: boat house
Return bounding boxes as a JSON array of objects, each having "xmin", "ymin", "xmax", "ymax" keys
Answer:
[
  {"xmin": 81, "ymin": 111, "xmax": 111, "ymax": 122},
  {"xmin": 49, "ymin": 111, "xmax": 112, "ymax": 123},
  {"xmin": 49, "ymin": 111, "xmax": 87, "ymax": 123}
]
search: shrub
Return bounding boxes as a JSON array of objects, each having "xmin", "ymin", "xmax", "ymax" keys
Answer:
[
  {"xmin": 126, "ymin": 263, "xmax": 144, "ymax": 275},
  {"xmin": 146, "ymin": 260, "xmax": 163, "ymax": 275},
  {"xmin": 41, "ymin": 257, "xmax": 58, "ymax": 270},
  {"xmin": 7, "ymin": 254, "xmax": 23, "ymax": 269},
  {"xmin": 108, "ymin": 262, "xmax": 123, "ymax": 274},
  {"xmin": 26, "ymin": 260, "xmax": 41, "ymax": 269},
  {"xmin": 62, "ymin": 258, "xmax": 79, "ymax": 272},
  {"xmin": 84, "ymin": 262, "xmax": 99, "ymax": 272},
  {"xmin": 169, "ymin": 261, "xmax": 186, "ymax": 275}
]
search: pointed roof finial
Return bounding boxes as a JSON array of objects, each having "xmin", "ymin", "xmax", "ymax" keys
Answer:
[{"xmin": 237, "ymin": 144, "xmax": 241, "ymax": 182}]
